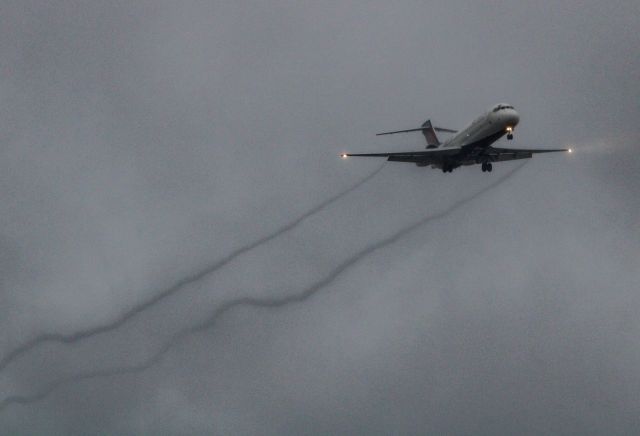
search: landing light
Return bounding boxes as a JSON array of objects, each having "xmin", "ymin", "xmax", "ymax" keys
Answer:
[
  {"xmin": 568, "ymin": 148, "xmax": 573, "ymax": 153},
  {"xmin": 506, "ymin": 126, "xmax": 513, "ymax": 133},
  {"xmin": 340, "ymin": 153, "xmax": 348, "ymax": 159}
]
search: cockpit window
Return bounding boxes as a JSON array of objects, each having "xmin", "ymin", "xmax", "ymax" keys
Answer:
[{"xmin": 493, "ymin": 105, "xmax": 514, "ymax": 112}]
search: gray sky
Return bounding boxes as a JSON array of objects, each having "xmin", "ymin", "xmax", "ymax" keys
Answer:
[{"xmin": 0, "ymin": 1, "xmax": 638, "ymax": 434}]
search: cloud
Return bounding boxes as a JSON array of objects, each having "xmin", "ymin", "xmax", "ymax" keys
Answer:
[{"xmin": 1, "ymin": 1, "xmax": 639, "ymax": 434}]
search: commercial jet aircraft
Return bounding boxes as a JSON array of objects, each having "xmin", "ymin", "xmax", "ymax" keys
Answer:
[{"xmin": 340, "ymin": 103, "xmax": 571, "ymax": 173}]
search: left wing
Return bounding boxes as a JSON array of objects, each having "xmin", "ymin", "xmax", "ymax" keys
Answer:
[{"xmin": 485, "ymin": 146, "xmax": 570, "ymax": 162}]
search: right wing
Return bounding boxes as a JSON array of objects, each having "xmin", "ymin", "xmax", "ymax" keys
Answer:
[{"xmin": 341, "ymin": 147, "xmax": 461, "ymax": 164}]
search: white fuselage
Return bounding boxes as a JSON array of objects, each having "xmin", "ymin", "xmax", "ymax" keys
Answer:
[{"xmin": 442, "ymin": 103, "xmax": 520, "ymax": 149}]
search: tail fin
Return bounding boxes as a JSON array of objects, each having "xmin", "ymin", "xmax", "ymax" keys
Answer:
[
  {"xmin": 375, "ymin": 120, "xmax": 456, "ymax": 147},
  {"xmin": 421, "ymin": 120, "xmax": 440, "ymax": 149}
]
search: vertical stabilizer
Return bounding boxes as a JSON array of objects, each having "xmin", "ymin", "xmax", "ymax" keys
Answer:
[{"xmin": 421, "ymin": 120, "xmax": 440, "ymax": 149}]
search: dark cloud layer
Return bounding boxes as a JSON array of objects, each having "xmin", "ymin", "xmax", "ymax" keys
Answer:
[{"xmin": 0, "ymin": 1, "xmax": 638, "ymax": 434}]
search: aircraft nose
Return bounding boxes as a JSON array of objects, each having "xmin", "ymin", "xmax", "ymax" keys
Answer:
[{"xmin": 507, "ymin": 109, "xmax": 520, "ymax": 126}]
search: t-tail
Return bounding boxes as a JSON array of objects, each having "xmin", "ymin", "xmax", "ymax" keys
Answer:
[
  {"xmin": 420, "ymin": 120, "xmax": 440, "ymax": 149},
  {"xmin": 375, "ymin": 120, "xmax": 457, "ymax": 149}
]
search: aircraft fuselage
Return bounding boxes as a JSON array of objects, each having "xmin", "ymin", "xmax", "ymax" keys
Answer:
[
  {"xmin": 446, "ymin": 104, "xmax": 520, "ymax": 149},
  {"xmin": 433, "ymin": 104, "xmax": 520, "ymax": 171}
]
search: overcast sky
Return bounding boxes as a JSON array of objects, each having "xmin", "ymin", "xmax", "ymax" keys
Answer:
[{"xmin": 0, "ymin": 1, "xmax": 638, "ymax": 434}]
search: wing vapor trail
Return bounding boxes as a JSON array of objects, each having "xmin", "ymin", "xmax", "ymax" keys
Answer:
[
  {"xmin": 0, "ymin": 162, "xmax": 527, "ymax": 412},
  {"xmin": 0, "ymin": 164, "xmax": 385, "ymax": 373}
]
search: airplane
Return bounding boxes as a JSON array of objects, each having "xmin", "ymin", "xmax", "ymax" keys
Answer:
[{"xmin": 340, "ymin": 103, "xmax": 571, "ymax": 173}]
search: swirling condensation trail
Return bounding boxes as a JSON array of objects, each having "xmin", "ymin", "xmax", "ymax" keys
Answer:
[
  {"xmin": 0, "ymin": 162, "xmax": 527, "ymax": 412},
  {"xmin": 0, "ymin": 164, "xmax": 385, "ymax": 372}
]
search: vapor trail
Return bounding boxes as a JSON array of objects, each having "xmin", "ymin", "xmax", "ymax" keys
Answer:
[
  {"xmin": 0, "ymin": 163, "xmax": 526, "ymax": 412},
  {"xmin": 0, "ymin": 165, "xmax": 385, "ymax": 372}
]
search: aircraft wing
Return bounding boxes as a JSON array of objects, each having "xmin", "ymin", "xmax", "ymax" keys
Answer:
[
  {"xmin": 341, "ymin": 146, "xmax": 570, "ymax": 166},
  {"xmin": 485, "ymin": 146, "xmax": 570, "ymax": 162},
  {"xmin": 341, "ymin": 147, "xmax": 461, "ymax": 164}
]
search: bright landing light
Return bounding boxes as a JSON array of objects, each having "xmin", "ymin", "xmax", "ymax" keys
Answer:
[
  {"xmin": 568, "ymin": 148, "xmax": 573, "ymax": 153},
  {"xmin": 340, "ymin": 153, "xmax": 348, "ymax": 159}
]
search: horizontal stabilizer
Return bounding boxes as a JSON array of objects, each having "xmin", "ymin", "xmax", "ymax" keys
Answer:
[
  {"xmin": 375, "ymin": 126, "xmax": 458, "ymax": 136},
  {"xmin": 434, "ymin": 127, "xmax": 458, "ymax": 133},
  {"xmin": 376, "ymin": 120, "xmax": 457, "ymax": 149},
  {"xmin": 376, "ymin": 127, "xmax": 426, "ymax": 136}
]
